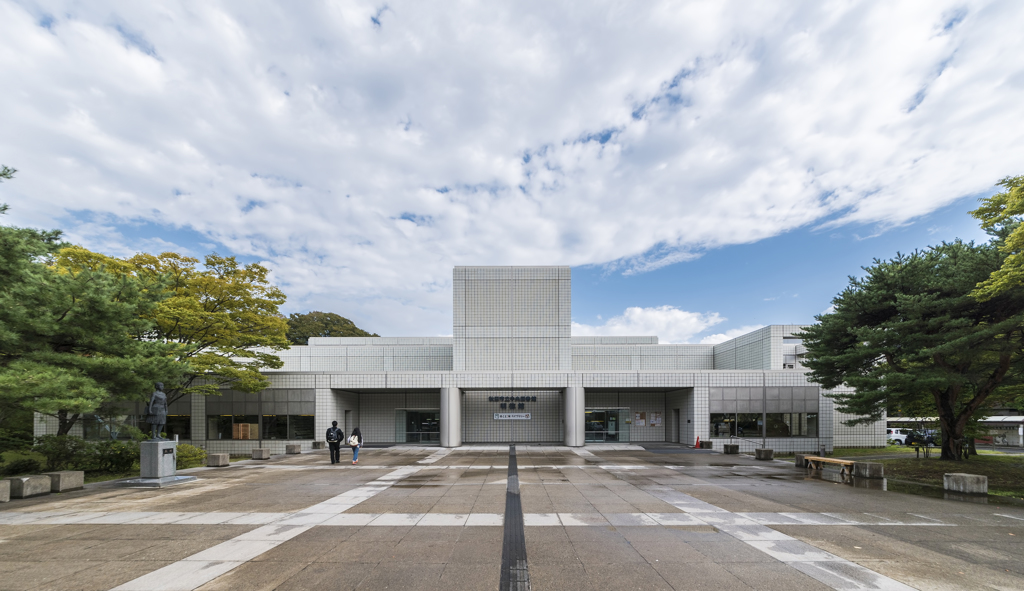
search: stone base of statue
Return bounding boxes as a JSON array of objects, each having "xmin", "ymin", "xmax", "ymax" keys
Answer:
[{"xmin": 115, "ymin": 441, "xmax": 196, "ymax": 488}]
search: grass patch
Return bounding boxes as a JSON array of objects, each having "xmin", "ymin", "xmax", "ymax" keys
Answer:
[
  {"xmin": 877, "ymin": 454, "xmax": 1024, "ymax": 500},
  {"xmin": 84, "ymin": 471, "xmax": 139, "ymax": 485},
  {"xmin": 833, "ymin": 445, "xmax": 917, "ymax": 457}
]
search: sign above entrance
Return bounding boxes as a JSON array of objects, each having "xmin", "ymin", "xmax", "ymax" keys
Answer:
[{"xmin": 494, "ymin": 413, "xmax": 531, "ymax": 420}]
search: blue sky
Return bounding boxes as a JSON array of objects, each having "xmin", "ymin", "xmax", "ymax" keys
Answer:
[
  {"xmin": 1, "ymin": 1, "xmax": 1022, "ymax": 341},
  {"xmin": 571, "ymin": 195, "xmax": 993, "ymax": 342}
]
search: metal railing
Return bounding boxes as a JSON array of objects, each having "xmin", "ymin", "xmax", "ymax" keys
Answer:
[{"xmin": 730, "ymin": 435, "xmax": 766, "ymax": 449}]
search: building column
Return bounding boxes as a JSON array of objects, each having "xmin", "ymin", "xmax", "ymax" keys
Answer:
[
  {"xmin": 564, "ymin": 386, "xmax": 585, "ymax": 447},
  {"xmin": 440, "ymin": 387, "xmax": 462, "ymax": 448}
]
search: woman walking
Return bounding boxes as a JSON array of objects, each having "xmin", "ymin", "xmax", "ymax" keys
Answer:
[{"xmin": 348, "ymin": 427, "xmax": 363, "ymax": 464}]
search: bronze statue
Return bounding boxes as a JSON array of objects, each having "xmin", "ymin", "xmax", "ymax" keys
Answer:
[{"xmin": 147, "ymin": 382, "xmax": 168, "ymax": 440}]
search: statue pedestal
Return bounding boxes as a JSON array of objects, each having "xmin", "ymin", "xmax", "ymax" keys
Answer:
[
  {"xmin": 141, "ymin": 440, "xmax": 177, "ymax": 478},
  {"xmin": 116, "ymin": 441, "xmax": 196, "ymax": 488}
]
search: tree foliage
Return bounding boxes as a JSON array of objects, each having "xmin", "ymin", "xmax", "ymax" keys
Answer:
[
  {"xmin": 0, "ymin": 209, "xmax": 185, "ymax": 434},
  {"xmin": 286, "ymin": 311, "xmax": 378, "ymax": 345},
  {"xmin": 55, "ymin": 248, "xmax": 290, "ymax": 403},
  {"xmin": 971, "ymin": 174, "xmax": 1024, "ymax": 299},
  {"xmin": 799, "ymin": 240, "xmax": 1024, "ymax": 460}
]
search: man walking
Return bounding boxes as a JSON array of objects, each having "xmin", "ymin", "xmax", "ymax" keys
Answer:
[{"xmin": 326, "ymin": 420, "xmax": 345, "ymax": 465}]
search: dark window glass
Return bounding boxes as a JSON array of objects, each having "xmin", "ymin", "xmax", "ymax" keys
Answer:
[
  {"xmin": 709, "ymin": 413, "xmax": 735, "ymax": 437},
  {"xmin": 162, "ymin": 415, "xmax": 191, "ymax": 440},
  {"xmin": 232, "ymin": 415, "xmax": 259, "ymax": 439},
  {"xmin": 762, "ymin": 413, "xmax": 819, "ymax": 437},
  {"xmin": 736, "ymin": 413, "xmax": 762, "ymax": 438},
  {"xmin": 208, "ymin": 415, "xmax": 232, "ymax": 440},
  {"xmin": 765, "ymin": 414, "xmax": 791, "ymax": 437},
  {"xmin": 289, "ymin": 415, "xmax": 315, "ymax": 440},
  {"xmin": 262, "ymin": 415, "xmax": 288, "ymax": 440},
  {"xmin": 83, "ymin": 414, "xmax": 140, "ymax": 440}
]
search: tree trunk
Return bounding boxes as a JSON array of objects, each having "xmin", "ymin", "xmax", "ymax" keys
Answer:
[
  {"xmin": 940, "ymin": 434, "xmax": 960, "ymax": 461},
  {"xmin": 56, "ymin": 410, "xmax": 81, "ymax": 436},
  {"xmin": 968, "ymin": 438, "xmax": 978, "ymax": 456}
]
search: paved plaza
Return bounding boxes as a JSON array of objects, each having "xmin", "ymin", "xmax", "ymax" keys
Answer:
[{"xmin": 2, "ymin": 446, "xmax": 1023, "ymax": 591}]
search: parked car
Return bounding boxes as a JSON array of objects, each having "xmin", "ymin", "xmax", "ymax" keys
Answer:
[
  {"xmin": 887, "ymin": 428, "xmax": 910, "ymax": 445},
  {"xmin": 905, "ymin": 430, "xmax": 937, "ymax": 447}
]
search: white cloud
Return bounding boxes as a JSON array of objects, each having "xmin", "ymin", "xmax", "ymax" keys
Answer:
[
  {"xmin": 573, "ymin": 306, "xmax": 725, "ymax": 344},
  {"xmin": 699, "ymin": 325, "xmax": 767, "ymax": 345},
  {"xmin": 1, "ymin": 1, "xmax": 1022, "ymax": 336}
]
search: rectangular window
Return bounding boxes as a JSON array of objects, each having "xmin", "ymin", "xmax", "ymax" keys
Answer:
[
  {"xmin": 207, "ymin": 389, "xmax": 315, "ymax": 440},
  {"xmin": 163, "ymin": 415, "xmax": 191, "ymax": 440},
  {"xmin": 262, "ymin": 415, "xmax": 288, "ymax": 440},
  {"xmin": 736, "ymin": 413, "xmax": 762, "ymax": 438},
  {"xmin": 289, "ymin": 415, "xmax": 315, "ymax": 440},
  {"xmin": 82, "ymin": 414, "xmax": 139, "ymax": 440},
  {"xmin": 709, "ymin": 413, "xmax": 735, "ymax": 437},
  {"xmin": 765, "ymin": 413, "xmax": 818, "ymax": 437},
  {"xmin": 208, "ymin": 415, "xmax": 232, "ymax": 440}
]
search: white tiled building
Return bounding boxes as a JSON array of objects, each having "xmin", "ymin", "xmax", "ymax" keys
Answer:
[{"xmin": 38, "ymin": 266, "xmax": 885, "ymax": 453}]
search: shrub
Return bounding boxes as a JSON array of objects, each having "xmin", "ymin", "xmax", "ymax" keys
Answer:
[
  {"xmin": 1, "ymin": 457, "xmax": 42, "ymax": 476},
  {"xmin": 92, "ymin": 440, "xmax": 140, "ymax": 473},
  {"xmin": 176, "ymin": 444, "xmax": 207, "ymax": 469},
  {"xmin": 35, "ymin": 435, "xmax": 89, "ymax": 471}
]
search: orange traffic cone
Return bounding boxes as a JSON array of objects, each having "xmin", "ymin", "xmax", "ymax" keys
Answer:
[{"xmin": 694, "ymin": 436, "xmax": 700, "ymax": 449}]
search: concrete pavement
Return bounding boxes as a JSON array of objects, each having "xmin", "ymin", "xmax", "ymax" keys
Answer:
[{"xmin": 1, "ymin": 445, "xmax": 1022, "ymax": 590}]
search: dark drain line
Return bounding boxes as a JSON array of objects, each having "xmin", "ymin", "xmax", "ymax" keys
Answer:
[{"xmin": 499, "ymin": 443, "xmax": 530, "ymax": 591}]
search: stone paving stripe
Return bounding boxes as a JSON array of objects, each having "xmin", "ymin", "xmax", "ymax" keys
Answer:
[
  {"xmin": 110, "ymin": 465, "xmax": 421, "ymax": 591},
  {"xmin": 645, "ymin": 488, "xmax": 918, "ymax": 591},
  {"xmin": 558, "ymin": 513, "xmax": 610, "ymax": 526},
  {"xmin": 467, "ymin": 513, "xmax": 504, "ymax": 526},
  {"xmin": 418, "ymin": 513, "xmax": 470, "ymax": 526},
  {"xmin": 499, "ymin": 444, "xmax": 530, "ymax": 591},
  {"xmin": 111, "ymin": 560, "xmax": 244, "ymax": 591},
  {"xmin": 418, "ymin": 448, "xmax": 453, "ymax": 463}
]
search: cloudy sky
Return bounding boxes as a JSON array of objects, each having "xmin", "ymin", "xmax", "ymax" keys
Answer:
[{"xmin": 1, "ymin": 1, "xmax": 1021, "ymax": 341}]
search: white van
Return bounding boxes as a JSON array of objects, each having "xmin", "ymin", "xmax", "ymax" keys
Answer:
[{"xmin": 887, "ymin": 428, "xmax": 910, "ymax": 445}]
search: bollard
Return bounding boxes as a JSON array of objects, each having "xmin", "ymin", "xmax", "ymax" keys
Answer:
[
  {"xmin": 754, "ymin": 448, "xmax": 774, "ymax": 461},
  {"xmin": 723, "ymin": 444, "xmax": 739, "ymax": 455},
  {"xmin": 285, "ymin": 444, "xmax": 302, "ymax": 454},
  {"xmin": 251, "ymin": 448, "xmax": 270, "ymax": 460},
  {"xmin": 795, "ymin": 453, "xmax": 807, "ymax": 468}
]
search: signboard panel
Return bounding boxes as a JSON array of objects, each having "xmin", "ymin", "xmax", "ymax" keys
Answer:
[{"xmin": 494, "ymin": 413, "xmax": 532, "ymax": 420}]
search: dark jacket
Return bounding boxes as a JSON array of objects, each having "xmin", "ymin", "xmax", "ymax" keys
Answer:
[{"xmin": 326, "ymin": 427, "xmax": 345, "ymax": 443}]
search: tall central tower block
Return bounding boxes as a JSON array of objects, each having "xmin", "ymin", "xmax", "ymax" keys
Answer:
[{"xmin": 452, "ymin": 266, "xmax": 571, "ymax": 371}]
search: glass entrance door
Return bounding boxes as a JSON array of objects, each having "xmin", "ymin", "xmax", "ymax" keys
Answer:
[
  {"xmin": 396, "ymin": 410, "xmax": 441, "ymax": 443},
  {"xmin": 584, "ymin": 408, "xmax": 630, "ymax": 442}
]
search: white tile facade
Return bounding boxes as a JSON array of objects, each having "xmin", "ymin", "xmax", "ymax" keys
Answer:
[{"xmin": 34, "ymin": 267, "xmax": 884, "ymax": 451}]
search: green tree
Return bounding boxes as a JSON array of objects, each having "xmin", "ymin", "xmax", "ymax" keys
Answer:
[
  {"xmin": 799, "ymin": 240, "xmax": 1024, "ymax": 461},
  {"xmin": 0, "ymin": 212, "xmax": 186, "ymax": 435},
  {"xmin": 56, "ymin": 247, "xmax": 290, "ymax": 404},
  {"xmin": 286, "ymin": 311, "xmax": 378, "ymax": 345},
  {"xmin": 971, "ymin": 174, "xmax": 1024, "ymax": 299}
]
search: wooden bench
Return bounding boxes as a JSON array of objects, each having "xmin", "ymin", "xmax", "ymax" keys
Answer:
[{"xmin": 802, "ymin": 456, "xmax": 856, "ymax": 477}]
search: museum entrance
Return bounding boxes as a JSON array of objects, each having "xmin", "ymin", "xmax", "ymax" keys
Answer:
[
  {"xmin": 584, "ymin": 408, "xmax": 630, "ymax": 442},
  {"xmin": 396, "ymin": 409, "xmax": 441, "ymax": 444}
]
